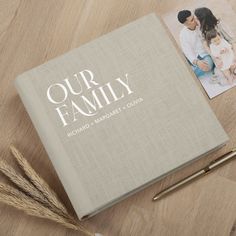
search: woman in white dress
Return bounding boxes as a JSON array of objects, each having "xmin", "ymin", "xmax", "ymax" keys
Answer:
[{"xmin": 194, "ymin": 7, "xmax": 236, "ymax": 79}]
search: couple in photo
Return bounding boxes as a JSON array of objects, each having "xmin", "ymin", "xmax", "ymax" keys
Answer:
[{"xmin": 177, "ymin": 7, "xmax": 236, "ymax": 85}]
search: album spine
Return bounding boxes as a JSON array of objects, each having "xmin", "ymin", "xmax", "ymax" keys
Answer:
[{"xmin": 14, "ymin": 74, "xmax": 93, "ymax": 220}]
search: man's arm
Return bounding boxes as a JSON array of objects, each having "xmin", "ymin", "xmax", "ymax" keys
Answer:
[
  {"xmin": 179, "ymin": 32, "xmax": 196, "ymax": 64},
  {"xmin": 179, "ymin": 32, "xmax": 210, "ymax": 71}
]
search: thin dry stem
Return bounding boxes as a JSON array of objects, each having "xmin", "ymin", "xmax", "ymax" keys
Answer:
[
  {"xmin": 0, "ymin": 160, "xmax": 46, "ymax": 203},
  {"xmin": 0, "ymin": 183, "xmax": 94, "ymax": 236},
  {"xmin": 0, "ymin": 160, "xmax": 74, "ymax": 221},
  {"xmin": 9, "ymin": 145, "xmax": 68, "ymax": 216}
]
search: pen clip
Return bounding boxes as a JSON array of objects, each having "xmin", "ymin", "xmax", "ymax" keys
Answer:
[{"xmin": 209, "ymin": 149, "xmax": 234, "ymax": 165}]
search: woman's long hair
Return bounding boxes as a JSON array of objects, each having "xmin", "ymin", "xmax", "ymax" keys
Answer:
[{"xmin": 194, "ymin": 7, "xmax": 219, "ymax": 39}]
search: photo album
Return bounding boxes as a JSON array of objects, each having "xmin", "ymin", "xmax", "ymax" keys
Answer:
[{"xmin": 14, "ymin": 12, "xmax": 229, "ymax": 220}]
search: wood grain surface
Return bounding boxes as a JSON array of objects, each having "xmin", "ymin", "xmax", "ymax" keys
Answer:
[{"xmin": 0, "ymin": 1, "xmax": 236, "ymax": 235}]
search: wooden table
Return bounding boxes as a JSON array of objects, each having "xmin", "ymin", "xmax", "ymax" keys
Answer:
[{"xmin": 1, "ymin": 1, "xmax": 236, "ymax": 235}]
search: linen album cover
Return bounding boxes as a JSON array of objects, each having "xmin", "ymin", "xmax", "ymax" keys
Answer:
[{"xmin": 14, "ymin": 13, "xmax": 229, "ymax": 220}]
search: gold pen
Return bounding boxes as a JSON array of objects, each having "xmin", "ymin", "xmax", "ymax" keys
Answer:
[{"xmin": 152, "ymin": 147, "xmax": 236, "ymax": 201}]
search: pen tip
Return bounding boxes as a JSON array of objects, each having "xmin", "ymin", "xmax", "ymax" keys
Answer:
[{"xmin": 152, "ymin": 196, "xmax": 159, "ymax": 201}]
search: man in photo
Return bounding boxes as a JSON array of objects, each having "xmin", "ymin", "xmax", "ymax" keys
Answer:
[{"xmin": 177, "ymin": 10, "xmax": 215, "ymax": 77}]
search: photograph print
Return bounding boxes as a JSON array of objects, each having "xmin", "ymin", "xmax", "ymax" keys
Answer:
[{"xmin": 161, "ymin": 0, "xmax": 236, "ymax": 98}]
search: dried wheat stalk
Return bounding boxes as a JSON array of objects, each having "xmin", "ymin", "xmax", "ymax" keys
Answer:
[
  {"xmin": 0, "ymin": 182, "xmax": 94, "ymax": 236},
  {"xmin": 0, "ymin": 160, "xmax": 47, "ymax": 204},
  {"xmin": 6, "ymin": 145, "xmax": 103, "ymax": 235},
  {"xmin": 9, "ymin": 145, "xmax": 69, "ymax": 216},
  {"xmin": 0, "ymin": 160, "xmax": 74, "ymax": 222}
]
